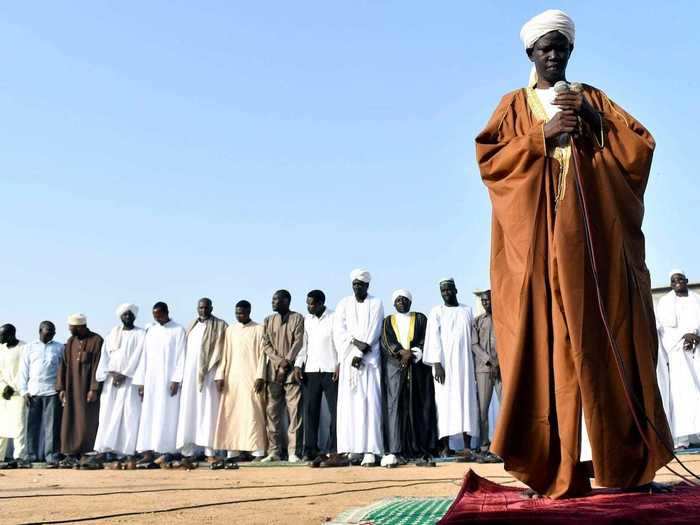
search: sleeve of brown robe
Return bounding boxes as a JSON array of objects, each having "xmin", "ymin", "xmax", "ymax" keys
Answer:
[
  {"xmin": 89, "ymin": 337, "xmax": 103, "ymax": 392},
  {"xmin": 55, "ymin": 341, "xmax": 68, "ymax": 392},
  {"xmin": 284, "ymin": 315, "xmax": 305, "ymax": 363},
  {"xmin": 261, "ymin": 316, "xmax": 282, "ymax": 369}
]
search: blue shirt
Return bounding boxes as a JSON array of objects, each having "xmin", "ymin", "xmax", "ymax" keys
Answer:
[{"xmin": 18, "ymin": 340, "xmax": 64, "ymax": 396}]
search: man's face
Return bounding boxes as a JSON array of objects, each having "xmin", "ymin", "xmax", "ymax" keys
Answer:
[
  {"xmin": 272, "ymin": 292, "xmax": 289, "ymax": 313},
  {"xmin": 153, "ymin": 307, "xmax": 169, "ymax": 325},
  {"xmin": 440, "ymin": 283, "xmax": 458, "ymax": 304},
  {"xmin": 394, "ymin": 296, "xmax": 411, "ymax": 314},
  {"xmin": 120, "ymin": 311, "xmax": 135, "ymax": 327},
  {"xmin": 352, "ymin": 280, "xmax": 369, "ymax": 300},
  {"xmin": 528, "ymin": 30, "xmax": 572, "ymax": 85},
  {"xmin": 481, "ymin": 292, "xmax": 492, "ymax": 314},
  {"xmin": 235, "ymin": 306, "xmax": 251, "ymax": 324},
  {"xmin": 39, "ymin": 323, "xmax": 56, "ymax": 344},
  {"xmin": 68, "ymin": 324, "xmax": 86, "ymax": 337},
  {"xmin": 0, "ymin": 326, "xmax": 11, "ymax": 345},
  {"xmin": 197, "ymin": 300, "xmax": 213, "ymax": 321},
  {"xmin": 671, "ymin": 273, "xmax": 689, "ymax": 294},
  {"xmin": 307, "ymin": 296, "xmax": 325, "ymax": 316}
]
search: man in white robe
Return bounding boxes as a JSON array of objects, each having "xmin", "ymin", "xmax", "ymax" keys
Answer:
[
  {"xmin": 212, "ymin": 300, "xmax": 267, "ymax": 469},
  {"xmin": 656, "ymin": 270, "xmax": 700, "ymax": 449},
  {"xmin": 334, "ymin": 269, "xmax": 384, "ymax": 466},
  {"xmin": 93, "ymin": 304, "xmax": 145, "ymax": 468},
  {"xmin": 0, "ymin": 324, "xmax": 28, "ymax": 468},
  {"xmin": 423, "ymin": 278, "xmax": 479, "ymax": 460},
  {"xmin": 134, "ymin": 302, "xmax": 186, "ymax": 468},
  {"xmin": 176, "ymin": 298, "xmax": 227, "ymax": 468}
]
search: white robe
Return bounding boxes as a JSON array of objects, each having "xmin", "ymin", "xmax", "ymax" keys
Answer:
[
  {"xmin": 176, "ymin": 321, "xmax": 220, "ymax": 454},
  {"xmin": 424, "ymin": 304, "xmax": 479, "ymax": 439},
  {"xmin": 94, "ymin": 327, "xmax": 145, "ymax": 455},
  {"xmin": 656, "ymin": 291, "xmax": 700, "ymax": 440},
  {"xmin": 333, "ymin": 294, "xmax": 384, "ymax": 455},
  {"xmin": 0, "ymin": 342, "xmax": 27, "ymax": 460},
  {"xmin": 134, "ymin": 321, "xmax": 186, "ymax": 453}
]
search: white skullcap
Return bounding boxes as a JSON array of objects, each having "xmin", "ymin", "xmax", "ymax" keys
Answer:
[
  {"xmin": 669, "ymin": 269, "xmax": 686, "ymax": 280},
  {"xmin": 116, "ymin": 303, "xmax": 139, "ymax": 318},
  {"xmin": 350, "ymin": 268, "xmax": 371, "ymax": 283},
  {"xmin": 473, "ymin": 288, "xmax": 491, "ymax": 296},
  {"xmin": 67, "ymin": 313, "xmax": 87, "ymax": 326},
  {"xmin": 391, "ymin": 289, "xmax": 413, "ymax": 303},
  {"xmin": 520, "ymin": 9, "xmax": 575, "ymax": 50},
  {"xmin": 438, "ymin": 277, "xmax": 455, "ymax": 286}
]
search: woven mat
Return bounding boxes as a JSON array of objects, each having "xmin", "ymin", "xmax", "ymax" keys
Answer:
[{"xmin": 331, "ymin": 497, "xmax": 452, "ymax": 525}]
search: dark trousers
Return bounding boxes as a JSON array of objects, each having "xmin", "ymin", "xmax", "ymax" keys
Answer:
[
  {"xmin": 476, "ymin": 371, "xmax": 502, "ymax": 450},
  {"xmin": 25, "ymin": 394, "xmax": 62, "ymax": 462},
  {"xmin": 302, "ymin": 372, "xmax": 338, "ymax": 456}
]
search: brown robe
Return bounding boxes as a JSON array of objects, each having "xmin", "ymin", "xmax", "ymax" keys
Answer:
[
  {"xmin": 475, "ymin": 85, "xmax": 672, "ymax": 498},
  {"xmin": 55, "ymin": 332, "xmax": 103, "ymax": 455}
]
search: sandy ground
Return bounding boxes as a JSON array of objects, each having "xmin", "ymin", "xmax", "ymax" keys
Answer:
[{"xmin": 0, "ymin": 457, "xmax": 699, "ymax": 525}]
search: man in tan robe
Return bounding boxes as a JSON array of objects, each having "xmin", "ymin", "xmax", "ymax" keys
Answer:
[
  {"xmin": 260, "ymin": 290, "xmax": 304, "ymax": 463},
  {"xmin": 475, "ymin": 9, "xmax": 672, "ymax": 498},
  {"xmin": 213, "ymin": 301, "xmax": 267, "ymax": 468},
  {"xmin": 55, "ymin": 314, "xmax": 103, "ymax": 468}
]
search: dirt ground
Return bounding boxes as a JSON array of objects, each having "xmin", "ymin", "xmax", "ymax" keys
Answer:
[{"xmin": 1, "ymin": 457, "xmax": 698, "ymax": 525}]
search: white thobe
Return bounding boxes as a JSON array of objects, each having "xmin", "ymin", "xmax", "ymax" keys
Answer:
[
  {"xmin": 656, "ymin": 291, "xmax": 700, "ymax": 442},
  {"xmin": 134, "ymin": 321, "xmax": 186, "ymax": 453},
  {"xmin": 0, "ymin": 342, "xmax": 27, "ymax": 460},
  {"xmin": 334, "ymin": 294, "xmax": 384, "ymax": 455},
  {"xmin": 424, "ymin": 304, "xmax": 479, "ymax": 439},
  {"xmin": 94, "ymin": 327, "xmax": 145, "ymax": 456},
  {"xmin": 176, "ymin": 321, "xmax": 220, "ymax": 455}
]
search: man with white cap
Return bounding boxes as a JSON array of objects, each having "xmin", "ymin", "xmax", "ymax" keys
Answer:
[
  {"xmin": 93, "ymin": 304, "xmax": 145, "ymax": 469},
  {"xmin": 656, "ymin": 270, "xmax": 700, "ymax": 449},
  {"xmin": 334, "ymin": 269, "xmax": 384, "ymax": 466},
  {"xmin": 134, "ymin": 302, "xmax": 187, "ymax": 468},
  {"xmin": 176, "ymin": 298, "xmax": 228, "ymax": 469},
  {"xmin": 476, "ymin": 9, "xmax": 672, "ymax": 497},
  {"xmin": 424, "ymin": 278, "xmax": 479, "ymax": 461},
  {"xmin": 380, "ymin": 289, "xmax": 437, "ymax": 467},
  {"xmin": 55, "ymin": 314, "xmax": 103, "ymax": 468}
]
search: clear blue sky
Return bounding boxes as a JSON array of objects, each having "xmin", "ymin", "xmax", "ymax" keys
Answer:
[{"xmin": 2, "ymin": 1, "xmax": 699, "ymax": 342}]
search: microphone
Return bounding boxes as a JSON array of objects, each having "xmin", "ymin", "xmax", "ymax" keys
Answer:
[{"xmin": 553, "ymin": 81, "xmax": 583, "ymax": 146}]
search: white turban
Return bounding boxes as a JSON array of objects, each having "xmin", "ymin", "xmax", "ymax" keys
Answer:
[
  {"xmin": 520, "ymin": 9, "xmax": 575, "ymax": 50},
  {"xmin": 391, "ymin": 289, "xmax": 413, "ymax": 303},
  {"xmin": 669, "ymin": 269, "xmax": 686, "ymax": 280},
  {"xmin": 350, "ymin": 268, "xmax": 371, "ymax": 283},
  {"xmin": 116, "ymin": 303, "xmax": 139, "ymax": 318},
  {"xmin": 67, "ymin": 313, "xmax": 87, "ymax": 326},
  {"xmin": 438, "ymin": 277, "xmax": 455, "ymax": 286}
]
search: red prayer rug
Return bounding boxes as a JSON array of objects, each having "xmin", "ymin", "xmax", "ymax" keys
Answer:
[{"xmin": 439, "ymin": 469, "xmax": 700, "ymax": 524}]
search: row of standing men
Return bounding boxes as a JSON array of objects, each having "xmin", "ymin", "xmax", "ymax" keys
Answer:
[{"xmin": 0, "ymin": 269, "xmax": 502, "ymax": 469}]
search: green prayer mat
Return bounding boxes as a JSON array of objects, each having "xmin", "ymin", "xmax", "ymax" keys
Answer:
[{"xmin": 331, "ymin": 497, "xmax": 452, "ymax": 525}]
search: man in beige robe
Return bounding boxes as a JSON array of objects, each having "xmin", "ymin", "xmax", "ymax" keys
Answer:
[{"xmin": 213, "ymin": 300, "xmax": 267, "ymax": 469}]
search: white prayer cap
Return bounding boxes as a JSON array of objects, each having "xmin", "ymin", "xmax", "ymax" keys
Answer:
[
  {"xmin": 520, "ymin": 9, "xmax": 575, "ymax": 50},
  {"xmin": 669, "ymin": 269, "xmax": 686, "ymax": 280},
  {"xmin": 67, "ymin": 313, "xmax": 87, "ymax": 326},
  {"xmin": 438, "ymin": 277, "xmax": 455, "ymax": 286},
  {"xmin": 391, "ymin": 289, "xmax": 413, "ymax": 303},
  {"xmin": 116, "ymin": 303, "xmax": 139, "ymax": 318},
  {"xmin": 350, "ymin": 268, "xmax": 371, "ymax": 283},
  {"xmin": 473, "ymin": 288, "xmax": 491, "ymax": 296}
]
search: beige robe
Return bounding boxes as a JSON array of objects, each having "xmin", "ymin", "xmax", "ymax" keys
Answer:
[{"xmin": 214, "ymin": 321, "xmax": 267, "ymax": 452}]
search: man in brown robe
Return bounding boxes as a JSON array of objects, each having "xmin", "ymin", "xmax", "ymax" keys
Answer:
[
  {"xmin": 55, "ymin": 314, "xmax": 103, "ymax": 468},
  {"xmin": 475, "ymin": 9, "xmax": 672, "ymax": 498}
]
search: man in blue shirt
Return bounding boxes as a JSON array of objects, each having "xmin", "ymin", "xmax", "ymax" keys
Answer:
[{"xmin": 19, "ymin": 321, "xmax": 64, "ymax": 466}]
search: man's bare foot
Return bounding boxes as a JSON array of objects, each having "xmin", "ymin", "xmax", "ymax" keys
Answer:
[
  {"xmin": 631, "ymin": 481, "xmax": 673, "ymax": 494},
  {"xmin": 521, "ymin": 488, "xmax": 544, "ymax": 499}
]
